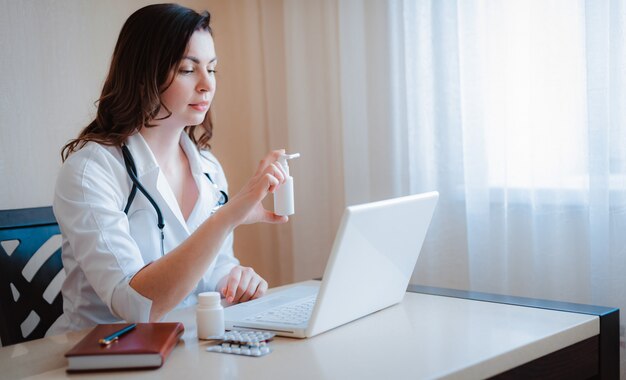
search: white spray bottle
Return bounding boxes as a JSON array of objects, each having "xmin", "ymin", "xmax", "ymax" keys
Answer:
[{"xmin": 274, "ymin": 153, "xmax": 300, "ymax": 216}]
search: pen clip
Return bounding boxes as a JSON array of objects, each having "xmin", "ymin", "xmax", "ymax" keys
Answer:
[
  {"xmin": 98, "ymin": 323, "xmax": 136, "ymax": 346},
  {"xmin": 98, "ymin": 336, "xmax": 119, "ymax": 346}
]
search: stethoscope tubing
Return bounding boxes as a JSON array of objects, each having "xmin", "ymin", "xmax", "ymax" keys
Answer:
[
  {"xmin": 122, "ymin": 145, "xmax": 165, "ymax": 230},
  {"xmin": 120, "ymin": 144, "xmax": 228, "ymax": 256}
]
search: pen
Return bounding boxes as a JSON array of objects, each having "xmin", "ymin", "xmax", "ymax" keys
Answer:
[{"xmin": 99, "ymin": 323, "xmax": 137, "ymax": 345}]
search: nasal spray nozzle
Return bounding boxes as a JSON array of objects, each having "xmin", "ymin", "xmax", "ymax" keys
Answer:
[
  {"xmin": 274, "ymin": 153, "xmax": 300, "ymax": 216},
  {"xmin": 277, "ymin": 153, "xmax": 299, "ymax": 176}
]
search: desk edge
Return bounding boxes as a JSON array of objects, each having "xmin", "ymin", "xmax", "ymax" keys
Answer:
[{"xmin": 407, "ymin": 284, "xmax": 620, "ymax": 379}]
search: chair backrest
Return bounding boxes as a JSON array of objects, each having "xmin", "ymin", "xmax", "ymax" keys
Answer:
[{"xmin": 0, "ymin": 207, "xmax": 64, "ymax": 346}]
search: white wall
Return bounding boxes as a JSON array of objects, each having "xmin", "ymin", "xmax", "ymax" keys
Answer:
[
  {"xmin": 0, "ymin": 0, "xmax": 295, "ymax": 286},
  {"xmin": 1, "ymin": 1, "xmax": 131, "ymax": 209}
]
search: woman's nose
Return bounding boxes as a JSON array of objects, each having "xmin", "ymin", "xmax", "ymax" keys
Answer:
[{"xmin": 197, "ymin": 72, "xmax": 214, "ymax": 93}]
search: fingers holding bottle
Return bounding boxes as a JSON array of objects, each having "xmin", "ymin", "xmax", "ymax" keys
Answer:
[
  {"xmin": 255, "ymin": 149, "xmax": 286, "ymax": 176},
  {"xmin": 216, "ymin": 150, "xmax": 290, "ymax": 227}
]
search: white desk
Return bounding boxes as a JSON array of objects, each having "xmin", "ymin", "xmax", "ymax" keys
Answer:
[{"xmin": 0, "ymin": 281, "xmax": 618, "ymax": 379}]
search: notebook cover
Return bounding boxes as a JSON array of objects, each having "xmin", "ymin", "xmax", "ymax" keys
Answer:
[{"xmin": 65, "ymin": 322, "xmax": 184, "ymax": 372}]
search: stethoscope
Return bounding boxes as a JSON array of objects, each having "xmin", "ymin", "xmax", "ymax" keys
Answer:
[{"xmin": 121, "ymin": 145, "xmax": 228, "ymax": 256}]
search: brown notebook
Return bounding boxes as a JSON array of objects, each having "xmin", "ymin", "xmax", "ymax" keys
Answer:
[{"xmin": 65, "ymin": 322, "xmax": 184, "ymax": 372}]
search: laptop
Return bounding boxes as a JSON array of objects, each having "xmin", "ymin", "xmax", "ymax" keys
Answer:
[{"xmin": 224, "ymin": 191, "xmax": 439, "ymax": 338}]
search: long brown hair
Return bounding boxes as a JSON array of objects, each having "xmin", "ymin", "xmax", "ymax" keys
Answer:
[{"xmin": 61, "ymin": 3, "xmax": 213, "ymax": 161}]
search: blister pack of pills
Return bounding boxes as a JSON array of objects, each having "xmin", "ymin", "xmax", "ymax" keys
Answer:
[
  {"xmin": 205, "ymin": 330, "xmax": 275, "ymax": 357},
  {"xmin": 222, "ymin": 330, "xmax": 275, "ymax": 345}
]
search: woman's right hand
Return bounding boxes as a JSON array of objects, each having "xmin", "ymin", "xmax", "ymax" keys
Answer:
[{"xmin": 217, "ymin": 149, "xmax": 289, "ymax": 228}]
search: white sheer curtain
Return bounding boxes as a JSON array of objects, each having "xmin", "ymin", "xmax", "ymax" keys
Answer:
[
  {"xmin": 338, "ymin": 0, "xmax": 626, "ymax": 298},
  {"xmin": 390, "ymin": 0, "xmax": 626, "ymax": 305},
  {"xmin": 336, "ymin": 0, "xmax": 626, "ymax": 366}
]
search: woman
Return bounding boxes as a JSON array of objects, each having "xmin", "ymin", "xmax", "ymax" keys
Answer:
[{"xmin": 48, "ymin": 3, "xmax": 287, "ymax": 334}]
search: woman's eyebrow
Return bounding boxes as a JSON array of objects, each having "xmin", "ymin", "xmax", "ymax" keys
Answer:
[{"xmin": 183, "ymin": 56, "xmax": 218, "ymax": 64}]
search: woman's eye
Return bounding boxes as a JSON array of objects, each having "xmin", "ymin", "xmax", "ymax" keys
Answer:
[
  {"xmin": 179, "ymin": 69, "xmax": 194, "ymax": 75},
  {"xmin": 208, "ymin": 69, "xmax": 217, "ymax": 75}
]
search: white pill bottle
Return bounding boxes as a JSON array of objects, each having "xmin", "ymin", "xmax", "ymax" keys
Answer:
[
  {"xmin": 274, "ymin": 153, "xmax": 300, "ymax": 216},
  {"xmin": 196, "ymin": 292, "xmax": 225, "ymax": 339}
]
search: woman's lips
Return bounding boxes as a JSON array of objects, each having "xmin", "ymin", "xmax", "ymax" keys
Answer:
[{"xmin": 189, "ymin": 101, "xmax": 209, "ymax": 111}]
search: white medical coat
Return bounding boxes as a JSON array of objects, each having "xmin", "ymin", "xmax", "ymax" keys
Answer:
[{"xmin": 48, "ymin": 132, "xmax": 238, "ymax": 334}]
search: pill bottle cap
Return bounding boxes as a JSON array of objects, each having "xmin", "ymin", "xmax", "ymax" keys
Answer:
[{"xmin": 198, "ymin": 291, "xmax": 221, "ymax": 307}]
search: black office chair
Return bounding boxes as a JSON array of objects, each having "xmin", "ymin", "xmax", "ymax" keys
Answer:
[{"xmin": 0, "ymin": 206, "xmax": 64, "ymax": 346}]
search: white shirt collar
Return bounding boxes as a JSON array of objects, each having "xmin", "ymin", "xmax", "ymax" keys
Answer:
[
  {"xmin": 124, "ymin": 132, "xmax": 159, "ymax": 177},
  {"xmin": 125, "ymin": 131, "xmax": 210, "ymax": 177}
]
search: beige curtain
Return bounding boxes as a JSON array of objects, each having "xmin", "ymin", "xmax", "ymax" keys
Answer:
[{"xmin": 208, "ymin": 0, "xmax": 345, "ymax": 285}]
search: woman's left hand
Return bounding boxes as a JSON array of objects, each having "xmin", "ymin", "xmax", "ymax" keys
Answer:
[{"xmin": 217, "ymin": 266, "xmax": 268, "ymax": 303}]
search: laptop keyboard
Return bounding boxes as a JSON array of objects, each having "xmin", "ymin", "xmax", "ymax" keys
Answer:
[{"xmin": 245, "ymin": 295, "xmax": 317, "ymax": 325}]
